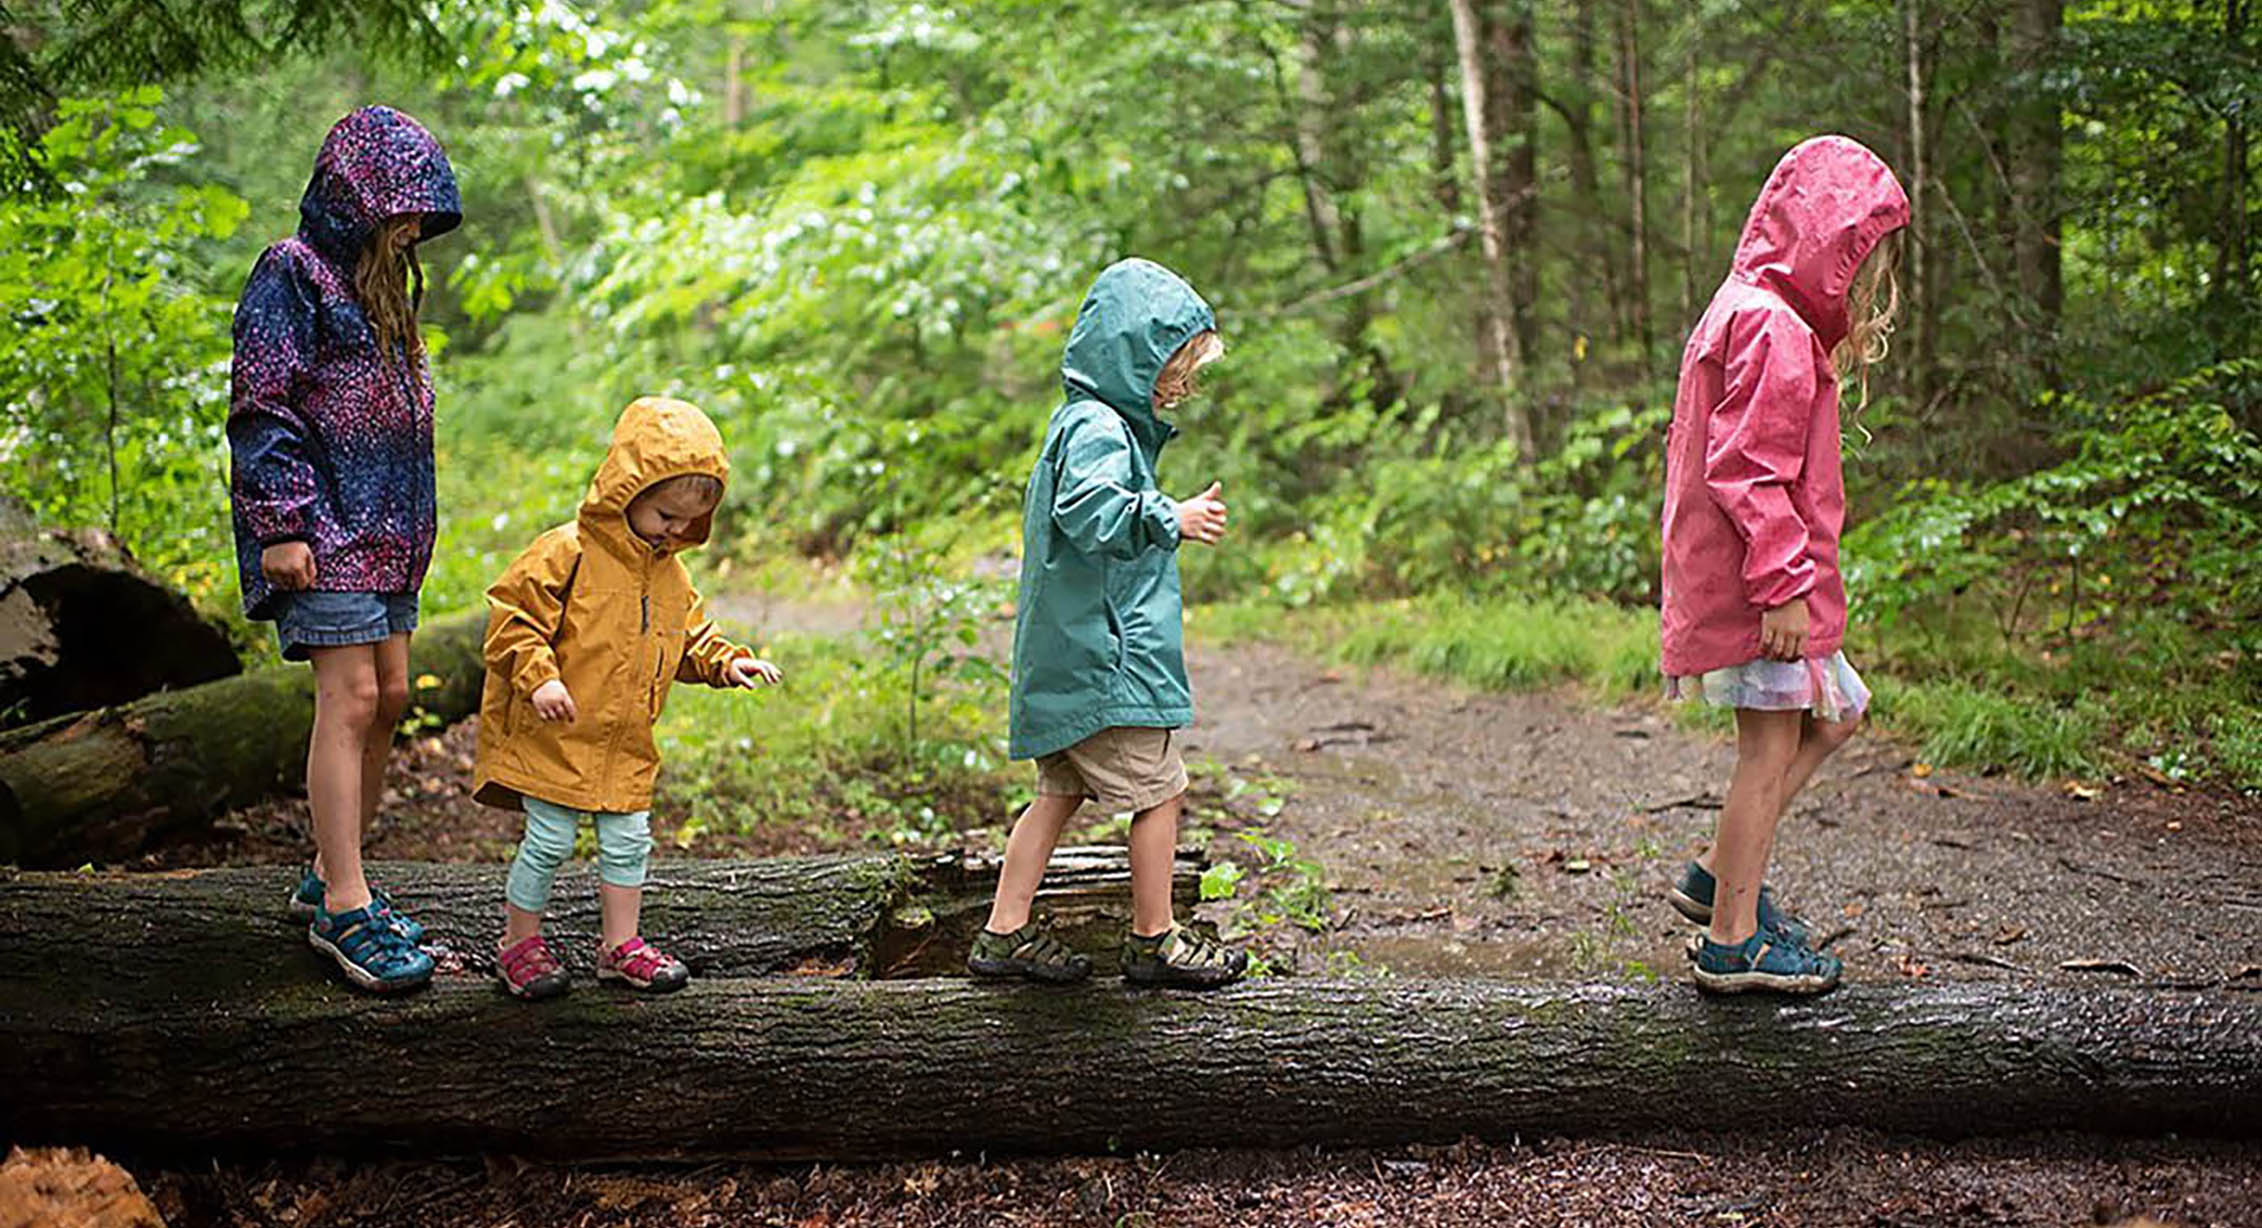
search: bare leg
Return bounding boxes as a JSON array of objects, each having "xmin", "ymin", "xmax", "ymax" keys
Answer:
[
  {"xmin": 599, "ymin": 884, "xmax": 641, "ymax": 952},
  {"xmin": 1705, "ymin": 710, "xmax": 1804, "ymax": 945},
  {"xmin": 984, "ymin": 794, "xmax": 1083, "ymax": 933},
  {"xmin": 1698, "ymin": 712, "xmax": 1863, "ymax": 876},
  {"xmin": 504, "ymin": 904, "xmax": 543, "ymax": 945},
  {"xmin": 1127, "ymin": 792, "xmax": 1185, "ymax": 937},
  {"xmin": 306, "ymin": 645, "xmax": 382, "ymax": 913},
  {"xmin": 356, "ymin": 633, "xmax": 413, "ymax": 858}
]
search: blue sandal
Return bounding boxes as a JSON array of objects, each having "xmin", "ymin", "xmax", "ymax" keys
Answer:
[
  {"xmin": 1668, "ymin": 860, "xmax": 1811, "ymax": 947},
  {"xmin": 308, "ymin": 904, "xmax": 434, "ymax": 993},
  {"xmin": 288, "ymin": 867, "xmax": 426, "ymax": 944},
  {"xmin": 1692, "ymin": 930, "xmax": 1841, "ymax": 995}
]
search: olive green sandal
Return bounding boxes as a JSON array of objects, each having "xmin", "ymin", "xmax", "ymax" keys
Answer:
[
  {"xmin": 1121, "ymin": 923, "xmax": 1248, "ymax": 990},
  {"xmin": 967, "ymin": 920, "xmax": 1093, "ymax": 984}
]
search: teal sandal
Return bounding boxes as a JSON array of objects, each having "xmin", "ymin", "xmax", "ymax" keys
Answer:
[{"xmin": 968, "ymin": 921, "xmax": 1092, "ymax": 984}]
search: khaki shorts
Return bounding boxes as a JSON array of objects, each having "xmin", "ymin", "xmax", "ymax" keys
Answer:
[{"xmin": 1035, "ymin": 726, "xmax": 1188, "ymax": 814}]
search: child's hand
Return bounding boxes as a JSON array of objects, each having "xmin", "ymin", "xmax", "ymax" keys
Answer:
[
  {"xmin": 260, "ymin": 541, "xmax": 316, "ymax": 591},
  {"xmin": 1759, "ymin": 599, "xmax": 1810, "ymax": 661},
  {"xmin": 531, "ymin": 678, "xmax": 578, "ymax": 722},
  {"xmin": 727, "ymin": 657, "xmax": 783, "ymax": 688},
  {"xmin": 1175, "ymin": 480, "xmax": 1228, "ymax": 545}
]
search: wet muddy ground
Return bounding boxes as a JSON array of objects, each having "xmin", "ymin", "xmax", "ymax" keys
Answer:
[{"xmin": 130, "ymin": 1131, "xmax": 2262, "ymax": 1227}]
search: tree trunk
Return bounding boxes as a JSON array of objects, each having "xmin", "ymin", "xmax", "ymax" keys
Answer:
[
  {"xmin": 0, "ymin": 848, "xmax": 1199, "ymax": 988},
  {"xmin": 1564, "ymin": 0, "xmax": 1619, "ymax": 362},
  {"xmin": 1481, "ymin": 0, "xmax": 1540, "ymax": 366},
  {"xmin": 0, "ymin": 508, "xmax": 238, "ymax": 729},
  {"xmin": 0, "ymin": 609, "xmax": 486, "ymax": 867},
  {"xmin": 1446, "ymin": 0, "xmax": 1534, "ymax": 457},
  {"xmin": 2222, "ymin": 0, "xmax": 2251, "ymax": 335},
  {"xmin": 1679, "ymin": 3, "xmax": 1708, "ymax": 322},
  {"xmin": 3, "ymin": 979, "xmax": 2253, "ymax": 1159},
  {"xmin": 1615, "ymin": 0, "xmax": 1653, "ymax": 359},
  {"xmin": 2007, "ymin": 0, "xmax": 2063, "ymax": 372},
  {"xmin": 1902, "ymin": 0, "xmax": 1931, "ymax": 404}
]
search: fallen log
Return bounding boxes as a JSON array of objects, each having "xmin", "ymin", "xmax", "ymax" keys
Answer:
[
  {"xmin": 0, "ymin": 504, "xmax": 239, "ymax": 727},
  {"xmin": 1, "ymin": 979, "xmax": 2254, "ymax": 1158},
  {"xmin": 0, "ymin": 609, "xmax": 486, "ymax": 867},
  {"xmin": 0, "ymin": 848, "xmax": 1200, "ymax": 991}
]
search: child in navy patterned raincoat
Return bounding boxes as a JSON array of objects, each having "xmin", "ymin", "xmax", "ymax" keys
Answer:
[{"xmin": 227, "ymin": 105, "xmax": 461, "ymax": 993}]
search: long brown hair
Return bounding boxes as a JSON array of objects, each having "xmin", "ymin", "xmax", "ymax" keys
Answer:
[
  {"xmin": 354, "ymin": 216, "xmax": 425, "ymax": 370},
  {"xmin": 1835, "ymin": 230, "xmax": 1902, "ymax": 413}
]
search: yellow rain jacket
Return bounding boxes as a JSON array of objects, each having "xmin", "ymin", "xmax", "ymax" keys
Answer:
[{"xmin": 472, "ymin": 396, "xmax": 750, "ymax": 813}]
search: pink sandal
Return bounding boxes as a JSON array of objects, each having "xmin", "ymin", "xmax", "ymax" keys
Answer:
[
  {"xmin": 497, "ymin": 934, "xmax": 571, "ymax": 1000},
  {"xmin": 597, "ymin": 936, "xmax": 689, "ymax": 993}
]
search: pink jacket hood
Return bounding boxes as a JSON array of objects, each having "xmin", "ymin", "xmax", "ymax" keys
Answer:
[{"xmin": 1729, "ymin": 135, "xmax": 1910, "ymax": 350}]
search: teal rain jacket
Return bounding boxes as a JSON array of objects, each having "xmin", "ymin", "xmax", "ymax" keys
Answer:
[{"xmin": 1007, "ymin": 259, "xmax": 1216, "ymax": 760}]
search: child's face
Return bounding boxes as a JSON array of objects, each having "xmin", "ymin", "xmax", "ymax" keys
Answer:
[
  {"xmin": 626, "ymin": 482, "xmax": 721, "ymax": 552},
  {"xmin": 385, "ymin": 215, "xmax": 423, "ymax": 252}
]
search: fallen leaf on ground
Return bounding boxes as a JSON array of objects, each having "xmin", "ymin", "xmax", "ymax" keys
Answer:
[
  {"xmin": 1992, "ymin": 924, "xmax": 2028, "ymax": 946},
  {"xmin": 2059, "ymin": 958, "xmax": 2140, "ymax": 976}
]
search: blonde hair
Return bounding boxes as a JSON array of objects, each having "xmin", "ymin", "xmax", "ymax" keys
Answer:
[
  {"xmin": 1835, "ymin": 230, "xmax": 1902, "ymax": 414},
  {"xmin": 354, "ymin": 216, "xmax": 425, "ymax": 372},
  {"xmin": 636, "ymin": 472, "xmax": 725, "ymax": 508},
  {"xmin": 1153, "ymin": 329, "xmax": 1226, "ymax": 409}
]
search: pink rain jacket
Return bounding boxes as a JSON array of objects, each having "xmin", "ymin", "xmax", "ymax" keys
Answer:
[{"xmin": 1660, "ymin": 136, "xmax": 1909, "ymax": 677}]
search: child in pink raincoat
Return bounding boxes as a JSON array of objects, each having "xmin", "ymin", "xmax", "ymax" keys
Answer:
[{"xmin": 1658, "ymin": 135, "xmax": 1908, "ymax": 995}]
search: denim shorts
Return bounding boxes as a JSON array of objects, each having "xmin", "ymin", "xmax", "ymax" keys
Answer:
[{"xmin": 274, "ymin": 590, "xmax": 420, "ymax": 661}]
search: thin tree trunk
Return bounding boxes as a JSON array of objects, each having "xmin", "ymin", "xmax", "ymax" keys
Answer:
[
  {"xmin": 2222, "ymin": 0, "xmax": 2251, "ymax": 335},
  {"xmin": 724, "ymin": 35, "xmax": 746, "ymax": 126},
  {"xmin": 1680, "ymin": 7, "xmax": 1701, "ymax": 322},
  {"xmin": 1903, "ymin": 0, "xmax": 1930, "ymax": 402},
  {"xmin": 1483, "ymin": 0, "xmax": 1540, "ymax": 366},
  {"xmin": 1446, "ymin": 0, "xmax": 1533, "ymax": 457},
  {"xmin": 1566, "ymin": 0, "xmax": 1619, "ymax": 357},
  {"xmin": 1616, "ymin": 0, "xmax": 1653, "ymax": 359},
  {"xmin": 2007, "ymin": 0, "xmax": 2063, "ymax": 377}
]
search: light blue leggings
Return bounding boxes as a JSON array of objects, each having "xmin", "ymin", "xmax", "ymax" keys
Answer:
[{"xmin": 506, "ymin": 797, "xmax": 653, "ymax": 914}]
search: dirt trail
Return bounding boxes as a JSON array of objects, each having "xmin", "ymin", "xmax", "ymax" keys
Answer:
[{"xmin": 1181, "ymin": 639, "xmax": 2262, "ymax": 989}]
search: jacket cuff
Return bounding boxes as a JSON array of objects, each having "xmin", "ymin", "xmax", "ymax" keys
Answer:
[{"xmin": 1142, "ymin": 492, "xmax": 1182, "ymax": 552}]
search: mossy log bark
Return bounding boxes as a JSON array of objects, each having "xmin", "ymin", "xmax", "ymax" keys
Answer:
[
  {"xmin": 0, "ymin": 609, "xmax": 486, "ymax": 867},
  {"xmin": 2, "ymin": 978, "xmax": 2255, "ymax": 1158},
  {"xmin": 0, "ymin": 848, "xmax": 1199, "ymax": 987}
]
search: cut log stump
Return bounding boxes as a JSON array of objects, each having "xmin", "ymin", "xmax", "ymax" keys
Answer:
[{"xmin": 0, "ymin": 507, "xmax": 238, "ymax": 729}]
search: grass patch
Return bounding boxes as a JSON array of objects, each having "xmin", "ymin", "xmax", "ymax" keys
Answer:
[{"xmin": 654, "ymin": 629, "xmax": 1014, "ymax": 850}]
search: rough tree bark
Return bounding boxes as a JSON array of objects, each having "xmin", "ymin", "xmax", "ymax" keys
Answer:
[
  {"xmin": 0, "ymin": 608, "xmax": 487, "ymax": 867},
  {"xmin": 1615, "ymin": 0, "xmax": 1653, "ymax": 358},
  {"xmin": 2007, "ymin": 0, "xmax": 2063, "ymax": 374},
  {"xmin": 2, "ymin": 979, "xmax": 2253, "ymax": 1158},
  {"xmin": 1903, "ymin": 0, "xmax": 1931, "ymax": 403},
  {"xmin": 1446, "ymin": 0, "xmax": 1535, "ymax": 457},
  {"xmin": 0, "ymin": 849, "xmax": 1200, "ymax": 986},
  {"xmin": 0, "ymin": 506, "xmax": 238, "ymax": 728}
]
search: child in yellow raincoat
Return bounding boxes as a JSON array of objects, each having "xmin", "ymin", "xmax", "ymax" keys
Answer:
[{"xmin": 472, "ymin": 396, "xmax": 781, "ymax": 998}]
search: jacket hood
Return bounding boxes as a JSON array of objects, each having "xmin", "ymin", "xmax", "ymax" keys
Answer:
[
  {"xmin": 580, "ymin": 396, "xmax": 732, "ymax": 555},
  {"xmin": 297, "ymin": 106, "xmax": 462, "ymax": 263},
  {"xmin": 1728, "ymin": 135, "xmax": 1909, "ymax": 348},
  {"xmin": 1059, "ymin": 258, "xmax": 1216, "ymax": 448}
]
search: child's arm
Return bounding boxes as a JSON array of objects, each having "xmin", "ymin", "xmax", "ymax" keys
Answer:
[
  {"xmin": 485, "ymin": 533, "xmax": 578, "ymax": 715},
  {"xmin": 1703, "ymin": 310, "xmax": 1820, "ymax": 616},
  {"xmin": 1051, "ymin": 417, "xmax": 1185, "ymax": 559},
  {"xmin": 678, "ymin": 591, "xmax": 780, "ymax": 689},
  {"xmin": 226, "ymin": 249, "xmax": 323, "ymax": 581}
]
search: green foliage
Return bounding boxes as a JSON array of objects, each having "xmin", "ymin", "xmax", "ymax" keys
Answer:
[
  {"xmin": 852, "ymin": 520, "xmax": 1009, "ymax": 760},
  {"xmin": 1849, "ymin": 360, "xmax": 2262, "ymax": 645},
  {"xmin": 655, "ymin": 628, "xmax": 1013, "ymax": 848},
  {"xmin": 0, "ymin": 89, "xmax": 246, "ymax": 611}
]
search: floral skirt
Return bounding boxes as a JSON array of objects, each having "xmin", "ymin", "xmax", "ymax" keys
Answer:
[{"xmin": 1666, "ymin": 651, "xmax": 1871, "ymax": 723}]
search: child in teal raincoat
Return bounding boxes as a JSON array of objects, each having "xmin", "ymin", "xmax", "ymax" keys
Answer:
[{"xmin": 968, "ymin": 258, "xmax": 1248, "ymax": 989}]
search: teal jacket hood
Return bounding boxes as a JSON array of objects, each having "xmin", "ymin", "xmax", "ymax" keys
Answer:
[{"xmin": 1059, "ymin": 258, "xmax": 1216, "ymax": 451}]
